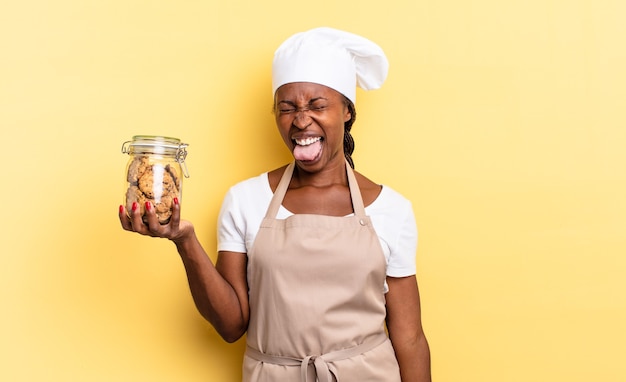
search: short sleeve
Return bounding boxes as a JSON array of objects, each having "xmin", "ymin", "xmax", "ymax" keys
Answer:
[
  {"xmin": 386, "ymin": 204, "xmax": 418, "ymax": 277},
  {"xmin": 367, "ymin": 186, "xmax": 418, "ymax": 279},
  {"xmin": 217, "ymin": 187, "xmax": 248, "ymax": 254},
  {"xmin": 216, "ymin": 173, "xmax": 273, "ymax": 254}
]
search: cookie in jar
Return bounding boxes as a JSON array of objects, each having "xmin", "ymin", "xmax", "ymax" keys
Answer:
[{"xmin": 121, "ymin": 135, "xmax": 189, "ymax": 224}]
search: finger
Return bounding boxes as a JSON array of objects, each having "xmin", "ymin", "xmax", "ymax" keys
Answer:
[
  {"xmin": 118, "ymin": 205, "xmax": 133, "ymax": 231},
  {"xmin": 169, "ymin": 197, "xmax": 181, "ymax": 229},
  {"xmin": 129, "ymin": 201, "xmax": 148, "ymax": 233},
  {"xmin": 143, "ymin": 201, "xmax": 162, "ymax": 235}
]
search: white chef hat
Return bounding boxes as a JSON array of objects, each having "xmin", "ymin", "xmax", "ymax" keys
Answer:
[{"xmin": 272, "ymin": 27, "xmax": 389, "ymax": 104}]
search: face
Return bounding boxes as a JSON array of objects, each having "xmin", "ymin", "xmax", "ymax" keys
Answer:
[{"xmin": 274, "ymin": 82, "xmax": 352, "ymax": 172}]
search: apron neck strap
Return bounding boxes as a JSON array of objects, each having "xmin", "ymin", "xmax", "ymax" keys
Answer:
[
  {"xmin": 265, "ymin": 160, "xmax": 366, "ymax": 219},
  {"xmin": 265, "ymin": 162, "xmax": 295, "ymax": 218},
  {"xmin": 345, "ymin": 161, "xmax": 366, "ymax": 217}
]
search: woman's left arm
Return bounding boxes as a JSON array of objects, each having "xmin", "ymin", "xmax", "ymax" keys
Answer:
[{"xmin": 386, "ymin": 275, "xmax": 432, "ymax": 382}]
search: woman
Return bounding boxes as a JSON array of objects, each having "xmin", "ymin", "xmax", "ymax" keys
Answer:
[{"xmin": 120, "ymin": 27, "xmax": 431, "ymax": 382}]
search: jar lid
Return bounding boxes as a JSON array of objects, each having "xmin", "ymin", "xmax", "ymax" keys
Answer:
[
  {"xmin": 126, "ymin": 135, "xmax": 186, "ymax": 150},
  {"xmin": 122, "ymin": 135, "xmax": 189, "ymax": 152},
  {"xmin": 121, "ymin": 135, "xmax": 190, "ymax": 178}
]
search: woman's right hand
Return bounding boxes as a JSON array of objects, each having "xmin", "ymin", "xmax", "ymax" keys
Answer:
[{"xmin": 118, "ymin": 198, "xmax": 194, "ymax": 244}]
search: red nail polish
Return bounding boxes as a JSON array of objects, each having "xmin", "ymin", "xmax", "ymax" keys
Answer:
[
  {"xmin": 145, "ymin": 201, "xmax": 151, "ymax": 211},
  {"xmin": 173, "ymin": 197, "xmax": 179, "ymax": 205},
  {"xmin": 131, "ymin": 202, "xmax": 138, "ymax": 211},
  {"xmin": 119, "ymin": 205, "xmax": 124, "ymax": 214}
]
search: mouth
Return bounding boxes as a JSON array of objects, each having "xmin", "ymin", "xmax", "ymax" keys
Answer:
[
  {"xmin": 292, "ymin": 136, "xmax": 323, "ymax": 162},
  {"xmin": 293, "ymin": 136, "xmax": 322, "ymax": 146}
]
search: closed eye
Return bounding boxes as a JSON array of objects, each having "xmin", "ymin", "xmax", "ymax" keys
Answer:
[
  {"xmin": 276, "ymin": 98, "xmax": 329, "ymax": 114},
  {"xmin": 277, "ymin": 101, "xmax": 296, "ymax": 114}
]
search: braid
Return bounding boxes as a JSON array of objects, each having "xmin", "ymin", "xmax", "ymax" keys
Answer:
[{"xmin": 343, "ymin": 98, "xmax": 357, "ymax": 169}]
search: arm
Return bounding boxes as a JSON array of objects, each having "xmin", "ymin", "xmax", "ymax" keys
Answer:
[
  {"xmin": 119, "ymin": 200, "xmax": 249, "ymax": 343},
  {"xmin": 386, "ymin": 275, "xmax": 431, "ymax": 382},
  {"xmin": 176, "ymin": 243, "xmax": 249, "ymax": 343}
]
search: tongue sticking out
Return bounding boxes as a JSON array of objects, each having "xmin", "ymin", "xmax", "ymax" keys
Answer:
[{"xmin": 293, "ymin": 140, "xmax": 322, "ymax": 161}]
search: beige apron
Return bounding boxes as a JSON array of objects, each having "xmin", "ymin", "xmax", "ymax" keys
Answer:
[{"xmin": 243, "ymin": 161, "xmax": 401, "ymax": 382}]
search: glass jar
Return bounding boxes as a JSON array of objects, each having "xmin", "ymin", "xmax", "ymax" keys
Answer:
[{"xmin": 121, "ymin": 135, "xmax": 189, "ymax": 224}]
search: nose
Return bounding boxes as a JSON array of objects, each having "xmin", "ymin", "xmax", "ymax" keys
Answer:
[{"xmin": 292, "ymin": 109, "xmax": 312, "ymax": 130}]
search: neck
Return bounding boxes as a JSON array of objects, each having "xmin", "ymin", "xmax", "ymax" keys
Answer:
[{"xmin": 291, "ymin": 159, "xmax": 348, "ymax": 189}]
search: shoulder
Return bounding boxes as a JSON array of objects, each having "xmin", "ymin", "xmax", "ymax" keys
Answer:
[
  {"xmin": 366, "ymin": 182, "xmax": 416, "ymax": 230},
  {"xmin": 378, "ymin": 185, "xmax": 413, "ymax": 207},
  {"xmin": 221, "ymin": 171, "xmax": 273, "ymax": 215},
  {"xmin": 368, "ymin": 185, "xmax": 414, "ymax": 218},
  {"xmin": 267, "ymin": 164, "xmax": 290, "ymax": 193},
  {"xmin": 219, "ymin": 171, "xmax": 272, "ymax": 227},
  {"xmin": 353, "ymin": 170, "xmax": 383, "ymax": 207},
  {"xmin": 352, "ymin": 170, "xmax": 412, "ymax": 211},
  {"xmin": 227, "ymin": 171, "xmax": 272, "ymax": 196}
]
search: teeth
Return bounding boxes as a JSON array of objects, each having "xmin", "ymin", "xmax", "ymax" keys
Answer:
[{"xmin": 294, "ymin": 137, "xmax": 321, "ymax": 146}]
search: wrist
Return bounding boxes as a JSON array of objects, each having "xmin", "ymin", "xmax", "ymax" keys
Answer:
[{"xmin": 171, "ymin": 224, "xmax": 196, "ymax": 248}]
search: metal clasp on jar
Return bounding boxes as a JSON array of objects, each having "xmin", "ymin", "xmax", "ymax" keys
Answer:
[
  {"xmin": 121, "ymin": 140, "xmax": 132, "ymax": 154},
  {"xmin": 176, "ymin": 143, "xmax": 190, "ymax": 178}
]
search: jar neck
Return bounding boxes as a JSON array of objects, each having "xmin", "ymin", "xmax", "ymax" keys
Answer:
[{"xmin": 126, "ymin": 135, "xmax": 185, "ymax": 157}]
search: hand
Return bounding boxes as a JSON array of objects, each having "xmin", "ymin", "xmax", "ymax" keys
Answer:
[{"xmin": 118, "ymin": 198, "xmax": 194, "ymax": 244}]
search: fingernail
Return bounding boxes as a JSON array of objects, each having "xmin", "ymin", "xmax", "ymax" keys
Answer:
[
  {"xmin": 173, "ymin": 197, "xmax": 179, "ymax": 205},
  {"xmin": 145, "ymin": 201, "xmax": 152, "ymax": 211},
  {"xmin": 119, "ymin": 205, "xmax": 124, "ymax": 214},
  {"xmin": 131, "ymin": 202, "xmax": 138, "ymax": 211}
]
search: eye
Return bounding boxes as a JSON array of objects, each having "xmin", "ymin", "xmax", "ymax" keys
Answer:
[
  {"xmin": 309, "ymin": 101, "xmax": 328, "ymax": 111},
  {"xmin": 277, "ymin": 101, "xmax": 296, "ymax": 114}
]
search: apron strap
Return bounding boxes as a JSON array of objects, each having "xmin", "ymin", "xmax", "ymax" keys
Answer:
[
  {"xmin": 345, "ymin": 162, "xmax": 366, "ymax": 218},
  {"xmin": 264, "ymin": 162, "xmax": 295, "ymax": 219},
  {"xmin": 264, "ymin": 160, "xmax": 367, "ymax": 219},
  {"xmin": 245, "ymin": 332, "xmax": 388, "ymax": 382}
]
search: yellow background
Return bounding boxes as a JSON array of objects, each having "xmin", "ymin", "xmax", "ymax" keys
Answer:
[{"xmin": 1, "ymin": 0, "xmax": 624, "ymax": 381}]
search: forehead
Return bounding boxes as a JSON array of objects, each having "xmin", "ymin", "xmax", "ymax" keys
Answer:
[{"xmin": 275, "ymin": 82, "xmax": 344, "ymax": 102}]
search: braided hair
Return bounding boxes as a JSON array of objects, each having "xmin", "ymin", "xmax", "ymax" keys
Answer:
[{"xmin": 343, "ymin": 97, "xmax": 357, "ymax": 169}]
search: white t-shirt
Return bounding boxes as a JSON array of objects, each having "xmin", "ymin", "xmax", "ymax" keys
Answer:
[{"xmin": 217, "ymin": 172, "xmax": 418, "ymax": 290}]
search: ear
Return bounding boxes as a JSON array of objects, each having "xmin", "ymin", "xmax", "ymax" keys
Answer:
[{"xmin": 343, "ymin": 106, "xmax": 352, "ymax": 123}]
